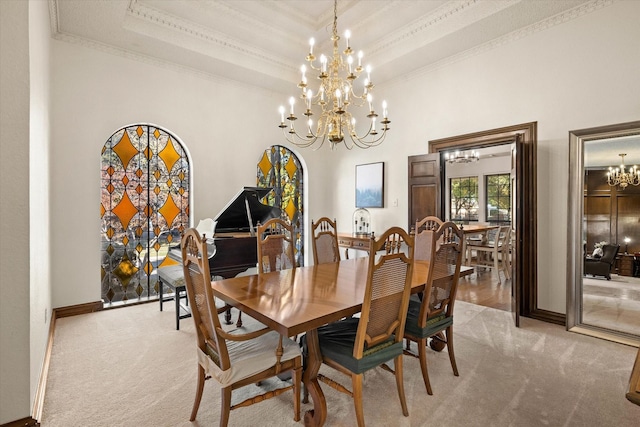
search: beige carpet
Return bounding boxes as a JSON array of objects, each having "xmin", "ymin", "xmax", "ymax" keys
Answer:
[{"xmin": 41, "ymin": 300, "xmax": 640, "ymax": 426}]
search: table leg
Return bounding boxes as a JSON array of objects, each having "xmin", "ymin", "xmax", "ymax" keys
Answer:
[{"xmin": 303, "ymin": 328, "xmax": 327, "ymax": 427}]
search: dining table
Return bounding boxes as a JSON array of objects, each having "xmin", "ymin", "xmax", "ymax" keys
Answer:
[{"xmin": 210, "ymin": 257, "xmax": 471, "ymax": 427}]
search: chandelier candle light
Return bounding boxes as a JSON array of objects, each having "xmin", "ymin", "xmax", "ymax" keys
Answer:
[
  {"xmin": 278, "ymin": 0, "xmax": 389, "ymax": 150},
  {"xmin": 607, "ymin": 153, "xmax": 640, "ymax": 189}
]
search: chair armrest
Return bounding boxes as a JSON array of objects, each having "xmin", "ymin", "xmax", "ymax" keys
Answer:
[{"xmin": 217, "ymin": 326, "xmax": 271, "ymax": 341}]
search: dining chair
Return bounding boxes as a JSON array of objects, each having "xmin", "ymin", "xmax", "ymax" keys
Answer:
[
  {"xmin": 180, "ymin": 228, "xmax": 302, "ymax": 426},
  {"xmin": 302, "ymin": 226, "xmax": 415, "ymax": 427},
  {"xmin": 413, "ymin": 216, "xmax": 443, "ymax": 262},
  {"xmin": 257, "ymin": 218, "xmax": 297, "ymax": 273},
  {"xmin": 404, "ymin": 221, "xmax": 463, "ymax": 395},
  {"xmin": 311, "ymin": 217, "xmax": 340, "ymax": 265},
  {"xmin": 467, "ymin": 225, "xmax": 510, "ymax": 283}
]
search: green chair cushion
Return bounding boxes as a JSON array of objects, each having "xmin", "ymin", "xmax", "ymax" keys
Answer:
[
  {"xmin": 404, "ymin": 299, "xmax": 453, "ymax": 338},
  {"xmin": 315, "ymin": 318, "xmax": 403, "ymax": 374}
]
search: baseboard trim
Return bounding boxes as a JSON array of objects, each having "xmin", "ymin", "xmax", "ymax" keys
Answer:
[
  {"xmin": 529, "ymin": 308, "xmax": 566, "ymax": 325},
  {"xmin": 29, "ymin": 301, "xmax": 103, "ymax": 424},
  {"xmin": 0, "ymin": 416, "xmax": 40, "ymax": 427},
  {"xmin": 54, "ymin": 301, "xmax": 103, "ymax": 318}
]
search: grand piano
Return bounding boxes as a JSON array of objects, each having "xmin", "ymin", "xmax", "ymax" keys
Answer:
[{"xmin": 208, "ymin": 186, "xmax": 281, "ymax": 279}]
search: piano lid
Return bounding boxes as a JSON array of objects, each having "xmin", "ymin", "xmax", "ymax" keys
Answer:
[{"xmin": 213, "ymin": 187, "xmax": 282, "ymax": 233}]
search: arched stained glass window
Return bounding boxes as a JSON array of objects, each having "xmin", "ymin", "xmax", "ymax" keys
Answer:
[
  {"xmin": 101, "ymin": 125, "xmax": 190, "ymax": 305},
  {"xmin": 257, "ymin": 146, "xmax": 304, "ymax": 266}
]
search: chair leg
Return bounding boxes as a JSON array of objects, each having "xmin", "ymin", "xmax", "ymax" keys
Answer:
[
  {"xmin": 236, "ymin": 310, "xmax": 243, "ymax": 327},
  {"xmin": 417, "ymin": 337, "xmax": 433, "ymax": 395},
  {"xmin": 190, "ymin": 365, "xmax": 206, "ymax": 421},
  {"xmin": 394, "ymin": 355, "xmax": 409, "ymax": 417},
  {"xmin": 292, "ymin": 365, "xmax": 302, "ymax": 421},
  {"xmin": 220, "ymin": 386, "xmax": 232, "ymax": 427},
  {"xmin": 352, "ymin": 373, "xmax": 365, "ymax": 427},
  {"xmin": 445, "ymin": 326, "xmax": 459, "ymax": 376}
]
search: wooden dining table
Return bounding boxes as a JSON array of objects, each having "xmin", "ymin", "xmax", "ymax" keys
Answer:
[{"xmin": 210, "ymin": 257, "xmax": 471, "ymax": 427}]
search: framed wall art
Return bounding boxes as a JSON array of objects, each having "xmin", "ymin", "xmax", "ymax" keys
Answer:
[{"xmin": 355, "ymin": 162, "xmax": 384, "ymax": 208}]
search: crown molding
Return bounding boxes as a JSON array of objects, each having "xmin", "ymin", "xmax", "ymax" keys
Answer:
[{"xmin": 392, "ymin": 0, "xmax": 614, "ymax": 85}]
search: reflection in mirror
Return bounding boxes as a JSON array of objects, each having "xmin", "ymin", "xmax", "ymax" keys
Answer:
[{"xmin": 568, "ymin": 121, "xmax": 640, "ymax": 345}]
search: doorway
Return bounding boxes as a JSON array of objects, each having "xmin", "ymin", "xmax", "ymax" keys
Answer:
[{"xmin": 427, "ymin": 122, "xmax": 543, "ymax": 326}]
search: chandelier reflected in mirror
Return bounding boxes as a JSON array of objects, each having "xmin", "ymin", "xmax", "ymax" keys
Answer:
[
  {"xmin": 278, "ymin": 0, "xmax": 389, "ymax": 150},
  {"xmin": 444, "ymin": 150, "xmax": 479, "ymax": 164},
  {"xmin": 607, "ymin": 153, "xmax": 640, "ymax": 189}
]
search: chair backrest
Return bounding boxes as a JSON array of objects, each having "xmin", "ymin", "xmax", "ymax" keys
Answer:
[
  {"xmin": 414, "ymin": 216, "xmax": 443, "ymax": 261},
  {"xmin": 311, "ymin": 217, "xmax": 340, "ymax": 265},
  {"xmin": 181, "ymin": 228, "xmax": 231, "ymax": 370},
  {"xmin": 601, "ymin": 244, "xmax": 620, "ymax": 264},
  {"xmin": 353, "ymin": 227, "xmax": 415, "ymax": 359},
  {"xmin": 257, "ymin": 218, "xmax": 296, "ymax": 273},
  {"xmin": 417, "ymin": 222, "xmax": 463, "ymax": 325}
]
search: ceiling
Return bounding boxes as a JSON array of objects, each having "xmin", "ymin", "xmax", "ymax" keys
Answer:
[
  {"xmin": 51, "ymin": 0, "xmax": 597, "ymax": 94},
  {"xmin": 51, "ymin": 1, "xmax": 636, "ymax": 162}
]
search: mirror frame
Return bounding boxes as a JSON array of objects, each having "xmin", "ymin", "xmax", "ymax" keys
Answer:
[{"xmin": 567, "ymin": 120, "xmax": 640, "ymax": 345}]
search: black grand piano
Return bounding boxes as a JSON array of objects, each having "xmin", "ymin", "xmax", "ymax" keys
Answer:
[{"xmin": 208, "ymin": 186, "xmax": 281, "ymax": 279}]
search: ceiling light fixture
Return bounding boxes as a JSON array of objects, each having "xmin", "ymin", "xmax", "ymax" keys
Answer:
[
  {"xmin": 278, "ymin": 0, "xmax": 389, "ymax": 150},
  {"xmin": 607, "ymin": 153, "xmax": 640, "ymax": 189},
  {"xmin": 444, "ymin": 150, "xmax": 480, "ymax": 164}
]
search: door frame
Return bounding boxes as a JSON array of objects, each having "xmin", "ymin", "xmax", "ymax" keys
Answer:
[{"xmin": 429, "ymin": 122, "xmax": 559, "ymax": 325}]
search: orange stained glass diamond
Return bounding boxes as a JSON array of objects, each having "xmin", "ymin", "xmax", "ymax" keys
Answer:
[
  {"xmin": 136, "ymin": 126, "xmax": 144, "ymax": 137},
  {"xmin": 100, "ymin": 203, "xmax": 106, "ymax": 218},
  {"xmin": 107, "ymin": 166, "xmax": 115, "ymax": 176},
  {"xmin": 136, "ymin": 184, "xmax": 143, "ymax": 194},
  {"xmin": 122, "ymin": 175, "xmax": 129, "ymax": 186},
  {"xmin": 122, "ymin": 235, "xmax": 129, "ymax": 246},
  {"xmin": 166, "ymin": 233, "xmax": 173, "ymax": 243},
  {"xmin": 144, "ymin": 205, "xmax": 152, "ymax": 218},
  {"xmin": 258, "ymin": 151, "xmax": 272, "ymax": 178},
  {"xmin": 159, "ymin": 138, "xmax": 181, "ymax": 172},
  {"xmin": 154, "ymin": 241, "xmax": 161, "ymax": 252},
  {"xmin": 144, "ymin": 260, "xmax": 154, "ymax": 275},
  {"xmin": 159, "ymin": 195, "xmax": 180, "ymax": 227},
  {"xmin": 135, "ymin": 226, "xmax": 143, "ymax": 237},
  {"xmin": 107, "ymin": 183, "xmax": 115, "ymax": 194},
  {"xmin": 166, "ymin": 179, "xmax": 173, "ymax": 188},
  {"xmin": 154, "ymin": 226, "xmax": 161, "ymax": 236},
  {"xmin": 154, "ymin": 186, "xmax": 161, "ymax": 195},
  {"xmin": 112, "ymin": 191, "xmax": 138, "ymax": 230},
  {"xmin": 178, "ymin": 171, "xmax": 185, "ymax": 181},
  {"xmin": 153, "ymin": 128, "xmax": 160, "ymax": 139},
  {"xmin": 136, "ymin": 168, "xmax": 143, "ymax": 178},
  {"xmin": 136, "ymin": 243, "xmax": 143, "ymax": 253},
  {"xmin": 285, "ymin": 156, "xmax": 297, "ymax": 179},
  {"xmin": 144, "ymin": 147, "xmax": 152, "ymax": 160},
  {"xmin": 285, "ymin": 199, "xmax": 296, "ymax": 222},
  {"xmin": 106, "ymin": 227, "xmax": 115, "ymax": 239},
  {"xmin": 113, "ymin": 131, "xmax": 138, "ymax": 169},
  {"xmin": 179, "ymin": 187, "xmax": 185, "ymax": 195},
  {"xmin": 154, "ymin": 170, "xmax": 161, "ymax": 180}
]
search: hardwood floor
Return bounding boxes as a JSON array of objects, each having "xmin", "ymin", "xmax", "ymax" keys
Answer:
[{"xmin": 457, "ymin": 266, "xmax": 512, "ymax": 312}]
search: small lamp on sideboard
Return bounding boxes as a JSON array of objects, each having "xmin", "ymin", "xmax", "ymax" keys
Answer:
[{"xmin": 624, "ymin": 236, "xmax": 631, "ymax": 254}]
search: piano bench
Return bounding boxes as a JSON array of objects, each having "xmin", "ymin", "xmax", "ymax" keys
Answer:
[{"xmin": 158, "ymin": 265, "xmax": 191, "ymax": 330}]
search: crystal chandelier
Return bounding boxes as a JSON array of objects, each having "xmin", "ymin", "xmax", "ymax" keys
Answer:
[
  {"xmin": 607, "ymin": 153, "xmax": 640, "ymax": 189},
  {"xmin": 278, "ymin": 0, "xmax": 389, "ymax": 150},
  {"xmin": 444, "ymin": 150, "xmax": 479, "ymax": 164}
]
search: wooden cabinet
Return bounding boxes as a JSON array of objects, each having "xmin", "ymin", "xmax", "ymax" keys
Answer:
[
  {"xmin": 618, "ymin": 254, "xmax": 634, "ymax": 277},
  {"xmin": 337, "ymin": 233, "xmax": 371, "ymax": 259}
]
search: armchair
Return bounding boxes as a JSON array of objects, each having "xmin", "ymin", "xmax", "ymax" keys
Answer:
[{"xmin": 584, "ymin": 244, "xmax": 619, "ymax": 280}]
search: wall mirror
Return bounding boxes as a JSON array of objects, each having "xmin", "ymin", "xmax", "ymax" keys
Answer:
[{"xmin": 567, "ymin": 120, "xmax": 640, "ymax": 346}]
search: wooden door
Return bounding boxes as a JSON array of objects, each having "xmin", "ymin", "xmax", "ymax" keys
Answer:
[
  {"xmin": 407, "ymin": 153, "xmax": 441, "ymax": 230},
  {"xmin": 510, "ymin": 136, "xmax": 522, "ymax": 327}
]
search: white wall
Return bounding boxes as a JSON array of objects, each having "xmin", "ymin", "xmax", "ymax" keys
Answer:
[
  {"xmin": 29, "ymin": 0, "xmax": 52, "ymax": 411},
  {"xmin": 0, "ymin": 1, "xmax": 31, "ymax": 423},
  {"xmin": 325, "ymin": 1, "xmax": 640, "ymax": 314},
  {"xmin": 49, "ymin": 39, "xmax": 331, "ymax": 307}
]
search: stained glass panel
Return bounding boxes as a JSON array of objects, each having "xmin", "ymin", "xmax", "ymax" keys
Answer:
[
  {"xmin": 257, "ymin": 146, "xmax": 304, "ymax": 266},
  {"xmin": 101, "ymin": 125, "xmax": 190, "ymax": 305}
]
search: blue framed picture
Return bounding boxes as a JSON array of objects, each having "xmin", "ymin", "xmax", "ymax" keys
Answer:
[{"xmin": 356, "ymin": 162, "xmax": 384, "ymax": 208}]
